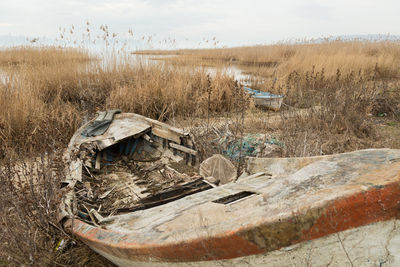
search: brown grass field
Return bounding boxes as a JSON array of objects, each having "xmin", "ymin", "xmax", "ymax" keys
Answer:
[
  {"xmin": 1, "ymin": 39, "xmax": 400, "ymax": 265},
  {"xmin": 136, "ymin": 41, "xmax": 400, "ymax": 81}
]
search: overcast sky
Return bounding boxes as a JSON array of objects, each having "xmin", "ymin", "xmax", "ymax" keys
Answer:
[{"xmin": 0, "ymin": 0, "xmax": 399, "ymax": 48}]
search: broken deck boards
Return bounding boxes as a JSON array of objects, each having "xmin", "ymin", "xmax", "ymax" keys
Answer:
[
  {"xmin": 68, "ymin": 113, "xmax": 190, "ymax": 153},
  {"xmin": 60, "ymin": 112, "xmax": 202, "ymax": 227}
]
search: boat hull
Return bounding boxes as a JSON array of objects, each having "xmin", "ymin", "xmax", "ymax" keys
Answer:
[
  {"xmin": 67, "ymin": 149, "xmax": 400, "ymax": 266},
  {"xmin": 78, "ymin": 219, "xmax": 400, "ymax": 266},
  {"xmin": 243, "ymin": 86, "xmax": 284, "ymax": 111},
  {"xmin": 253, "ymin": 96, "xmax": 283, "ymax": 111}
]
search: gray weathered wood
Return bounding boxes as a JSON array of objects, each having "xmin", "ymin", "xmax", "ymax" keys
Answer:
[{"xmin": 169, "ymin": 142, "xmax": 198, "ymax": 156}]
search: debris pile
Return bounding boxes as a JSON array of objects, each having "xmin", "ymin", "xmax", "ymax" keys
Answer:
[
  {"xmin": 190, "ymin": 123, "xmax": 283, "ymax": 161},
  {"xmin": 73, "ymin": 136, "xmax": 209, "ymax": 224},
  {"xmin": 58, "ymin": 112, "xmax": 219, "ymax": 226},
  {"xmin": 60, "ymin": 112, "xmax": 283, "ymax": 226}
]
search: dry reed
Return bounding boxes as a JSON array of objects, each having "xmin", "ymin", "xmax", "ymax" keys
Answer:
[
  {"xmin": 1, "ymin": 38, "xmax": 400, "ymax": 266},
  {"xmin": 152, "ymin": 40, "xmax": 400, "ymax": 90},
  {"xmin": 0, "ymin": 47, "xmax": 239, "ymax": 158}
]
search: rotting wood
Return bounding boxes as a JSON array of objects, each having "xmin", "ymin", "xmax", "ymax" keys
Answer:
[
  {"xmin": 169, "ymin": 142, "xmax": 198, "ymax": 156},
  {"xmin": 152, "ymin": 127, "xmax": 181, "ymax": 144},
  {"xmin": 90, "ymin": 209, "xmax": 104, "ymax": 222},
  {"xmin": 95, "ymin": 153, "xmax": 101, "ymax": 170},
  {"xmin": 143, "ymin": 134, "xmax": 153, "ymax": 143},
  {"xmin": 60, "ymin": 112, "xmax": 217, "ymax": 227},
  {"xmin": 202, "ymin": 179, "xmax": 218, "ymax": 188},
  {"xmin": 99, "ymin": 186, "xmax": 115, "ymax": 199},
  {"xmin": 116, "ymin": 179, "xmax": 212, "ymax": 213},
  {"xmin": 74, "ymin": 137, "xmax": 204, "ymax": 221},
  {"xmin": 82, "ymin": 204, "xmax": 99, "ymax": 227},
  {"xmin": 235, "ymin": 172, "xmax": 269, "ymax": 182}
]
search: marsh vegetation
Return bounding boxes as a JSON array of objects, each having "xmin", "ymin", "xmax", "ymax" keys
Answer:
[{"xmin": 1, "ymin": 34, "xmax": 400, "ymax": 265}]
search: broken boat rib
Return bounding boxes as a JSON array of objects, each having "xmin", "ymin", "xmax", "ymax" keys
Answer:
[{"xmin": 59, "ymin": 112, "xmax": 400, "ymax": 266}]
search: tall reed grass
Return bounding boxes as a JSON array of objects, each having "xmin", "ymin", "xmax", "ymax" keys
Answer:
[
  {"xmin": 2, "ymin": 41, "xmax": 400, "ymax": 158},
  {"xmin": 0, "ymin": 47, "xmax": 239, "ymax": 158},
  {"xmin": 149, "ymin": 40, "xmax": 400, "ymax": 157},
  {"xmin": 150, "ymin": 40, "xmax": 400, "ymax": 88}
]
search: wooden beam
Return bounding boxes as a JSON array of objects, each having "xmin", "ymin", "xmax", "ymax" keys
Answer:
[{"xmin": 169, "ymin": 142, "xmax": 198, "ymax": 156}]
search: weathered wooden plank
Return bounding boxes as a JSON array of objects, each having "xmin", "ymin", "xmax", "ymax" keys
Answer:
[
  {"xmin": 169, "ymin": 142, "xmax": 198, "ymax": 156},
  {"xmin": 152, "ymin": 127, "xmax": 181, "ymax": 144}
]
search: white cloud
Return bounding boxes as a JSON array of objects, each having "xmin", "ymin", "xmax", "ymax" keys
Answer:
[
  {"xmin": 0, "ymin": 0, "xmax": 399, "ymax": 47},
  {"xmin": 0, "ymin": 23, "xmax": 15, "ymax": 27}
]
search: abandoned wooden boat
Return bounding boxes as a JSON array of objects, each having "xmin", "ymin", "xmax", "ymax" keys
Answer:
[
  {"xmin": 59, "ymin": 111, "xmax": 400, "ymax": 266},
  {"xmin": 244, "ymin": 87, "xmax": 284, "ymax": 111}
]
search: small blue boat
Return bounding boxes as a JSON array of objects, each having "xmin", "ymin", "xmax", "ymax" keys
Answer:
[{"xmin": 244, "ymin": 87, "xmax": 284, "ymax": 110}]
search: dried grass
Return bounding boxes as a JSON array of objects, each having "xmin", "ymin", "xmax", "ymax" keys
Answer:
[
  {"xmin": 0, "ymin": 47, "xmax": 239, "ymax": 159},
  {"xmin": 153, "ymin": 40, "xmax": 400, "ymax": 157},
  {"xmin": 278, "ymin": 66, "xmax": 400, "ymax": 157},
  {"xmin": 0, "ymin": 153, "xmax": 113, "ymax": 266},
  {"xmin": 154, "ymin": 40, "xmax": 400, "ymax": 83},
  {"xmin": 1, "ymin": 39, "xmax": 400, "ymax": 265}
]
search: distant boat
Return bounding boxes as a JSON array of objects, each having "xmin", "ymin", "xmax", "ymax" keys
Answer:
[{"xmin": 244, "ymin": 87, "xmax": 284, "ymax": 111}]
